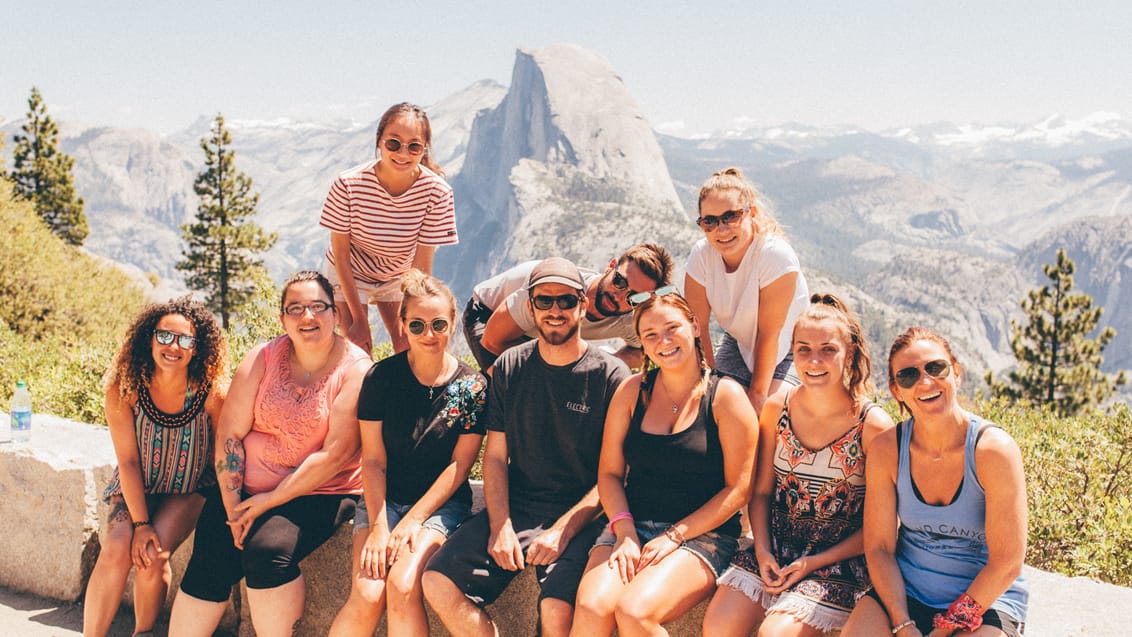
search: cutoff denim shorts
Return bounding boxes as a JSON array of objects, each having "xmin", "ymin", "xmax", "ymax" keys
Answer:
[
  {"xmin": 592, "ymin": 519, "xmax": 739, "ymax": 578},
  {"xmin": 354, "ymin": 496, "xmax": 471, "ymax": 538}
]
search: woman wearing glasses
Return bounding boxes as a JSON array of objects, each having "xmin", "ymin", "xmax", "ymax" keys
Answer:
[
  {"xmin": 84, "ymin": 297, "xmax": 228, "ymax": 637},
  {"xmin": 570, "ymin": 289, "xmax": 758, "ymax": 636},
  {"xmin": 684, "ymin": 167, "xmax": 809, "ymax": 415},
  {"xmin": 841, "ymin": 327, "xmax": 1028, "ymax": 637},
  {"xmin": 320, "ymin": 102, "xmax": 458, "ymax": 355},
  {"xmin": 170, "ymin": 271, "xmax": 371, "ymax": 637},
  {"xmin": 330, "ymin": 270, "xmax": 486, "ymax": 637},
  {"xmin": 704, "ymin": 294, "xmax": 893, "ymax": 637}
]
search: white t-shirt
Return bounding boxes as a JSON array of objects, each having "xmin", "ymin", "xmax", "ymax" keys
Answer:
[
  {"xmin": 471, "ymin": 261, "xmax": 640, "ymax": 347},
  {"xmin": 685, "ymin": 234, "xmax": 809, "ymax": 372}
]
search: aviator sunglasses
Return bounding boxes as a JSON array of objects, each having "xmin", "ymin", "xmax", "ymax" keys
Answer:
[
  {"xmin": 154, "ymin": 329, "xmax": 196, "ymax": 349},
  {"xmin": 407, "ymin": 318, "xmax": 450, "ymax": 335},
  {"xmin": 628, "ymin": 284, "xmax": 678, "ymax": 307},
  {"xmin": 531, "ymin": 294, "xmax": 581, "ymax": 311},
  {"xmin": 893, "ymin": 359, "xmax": 952, "ymax": 389},
  {"xmin": 381, "ymin": 138, "xmax": 426, "ymax": 156},
  {"xmin": 695, "ymin": 207, "xmax": 748, "ymax": 232}
]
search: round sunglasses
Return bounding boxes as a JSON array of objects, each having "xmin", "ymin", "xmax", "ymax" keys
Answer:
[
  {"xmin": 407, "ymin": 317, "xmax": 450, "ymax": 335},
  {"xmin": 381, "ymin": 138, "xmax": 426, "ymax": 156},
  {"xmin": 893, "ymin": 359, "xmax": 951, "ymax": 389},
  {"xmin": 154, "ymin": 329, "xmax": 196, "ymax": 349}
]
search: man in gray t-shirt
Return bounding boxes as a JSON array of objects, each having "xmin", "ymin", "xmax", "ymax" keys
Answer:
[
  {"xmin": 425, "ymin": 257, "xmax": 630, "ymax": 637},
  {"xmin": 462, "ymin": 243, "xmax": 673, "ymax": 372}
]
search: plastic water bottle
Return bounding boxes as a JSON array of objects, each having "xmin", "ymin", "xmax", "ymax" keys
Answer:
[{"xmin": 10, "ymin": 381, "xmax": 32, "ymax": 443}]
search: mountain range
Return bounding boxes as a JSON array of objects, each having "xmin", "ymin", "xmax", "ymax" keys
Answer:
[{"xmin": 3, "ymin": 43, "xmax": 1130, "ymax": 386}]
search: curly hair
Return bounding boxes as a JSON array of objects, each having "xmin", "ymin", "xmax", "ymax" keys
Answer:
[{"xmin": 107, "ymin": 296, "xmax": 229, "ymax": 403}]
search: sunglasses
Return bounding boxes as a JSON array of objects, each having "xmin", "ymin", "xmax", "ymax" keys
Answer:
[
  {"xmin": 695, "ymin": 208, "xmax": 748, "ymax": 232},
  {"xmin": 611, "ymin": 269, "xmax": 631, "ymax": 291},
  {"xmin": 381, "ymin": 138, "xmax": 426, "ymax": 156},
  {"xmin": 531, "ymin": 294, "xmax": 581, "ymax": 311},
  {"xmin": 893, "ymin": 359, "xmax": 951, "ymax": 389},
  {"xmin": 154, "ymin": 329, "xmax": 196, "ymax": 349},
  {"xmin": 628, "ymin": 284, "xmax": 679, "ymax": 307},
  {"xmin": 283, "ymin": 301, "xmax": 334, "ymax": 317},
  {"xmin": 407, "ymin": 317, "xmax": 450, "ymax": 335}
]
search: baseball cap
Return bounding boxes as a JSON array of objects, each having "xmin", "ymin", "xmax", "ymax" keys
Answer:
[{"xmin": 527, "ymin": 257, "xmax": 585, "ymax": 294}]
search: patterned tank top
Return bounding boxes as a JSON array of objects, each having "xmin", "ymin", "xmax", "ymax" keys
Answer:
[{"xmin": 102, "ymin": 386, "xmax": 214, "ymax": 502}]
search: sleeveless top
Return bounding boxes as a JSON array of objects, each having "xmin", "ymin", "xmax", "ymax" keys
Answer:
[
  {"xmin": 243, "ymin": 335, "xmax": 368, "ymax": 495},
  {"xmin": 623, "ymin": 369, "xmax": 740, "ymax": 537},
  {"xmin": 895, "ymin": 415, "xmax": 1029, "ymax": 621},
  {"xmin": 102, "ymin": 385, "xmax": 214, "ymax": 502}
]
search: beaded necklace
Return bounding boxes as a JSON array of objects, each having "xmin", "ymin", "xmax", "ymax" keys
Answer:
[{"xmin": 138, "ymin": 384, "xmax": 208, "ymax": 428}]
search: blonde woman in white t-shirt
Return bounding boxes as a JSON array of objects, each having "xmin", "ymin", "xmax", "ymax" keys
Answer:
[{"xmin": 684, "ymin": 167, "xmax": 809, "ymax": 415}]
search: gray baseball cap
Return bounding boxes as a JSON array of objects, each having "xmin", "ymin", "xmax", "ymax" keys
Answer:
[{"xmin": 527, "ymin": 257, "xmax": 585, "ymax": 294}]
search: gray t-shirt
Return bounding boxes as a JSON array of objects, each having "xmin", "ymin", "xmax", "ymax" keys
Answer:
[
  {"xmin": 470, "ymin": 260, "xmax": 640, "ymax": 347},
  {"xmin": 487, "ymin": 340, "xmax": 630, "ymax": 515}
]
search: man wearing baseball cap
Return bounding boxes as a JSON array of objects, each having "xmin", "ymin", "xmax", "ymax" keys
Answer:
[{"xmin": 425, "ymin": 257, "xmax": 630, "ymax": 637}]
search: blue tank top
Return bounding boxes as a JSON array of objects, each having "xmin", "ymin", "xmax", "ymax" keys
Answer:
[{"xmin": 895, "ymin": 415, "xmax": 1028, "ymax": 622}]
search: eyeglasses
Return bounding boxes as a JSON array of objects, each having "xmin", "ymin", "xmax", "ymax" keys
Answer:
[
  {"xmin": 628, "ymin": 284, "xmax": 679, "ymax": 307},
  {"xmin": 531, "ymin": 294, "xmax": 581, "ymax": 311},
  {"xmin": 695, "ymin": 208, "xmax": 748, "ymax": 232},
  {"xmin": 893, "ymin": 359, "xmax": 951, "ymax": 389},
  {"xmin": 407, "ymin": 317, "xmax": 450, "ymax": 335},
  {"xmin": 283, "ymin": 301, "xmax": 334, "ymax": 317},
  {"xmin": 382, "ymin": 138, "xmax": 426, "ymax": 156},
  {"xmin": 154, "ymin": 329, "xmax": 196, "ymax": 349}
]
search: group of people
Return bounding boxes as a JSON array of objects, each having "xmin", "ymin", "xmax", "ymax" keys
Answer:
[{"xmin": 83, "ymin": 102, "xmax": 1029, "ymax": 637}]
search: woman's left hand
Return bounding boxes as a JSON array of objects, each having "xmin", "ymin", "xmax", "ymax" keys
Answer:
[
  {"xmin": 763, "ymin": 556, "xmax": 812, "ymax": 594},
  {"xmin": 636, "ymin": 531, "xmax": 680, "ymax": 571},
  {"xmin": 385, "ymin": 518, "xmax": 422, "ymax": 567},
  {"xmin": 131, "ymin": 524, "xmax": 166, "ymax": 570}
]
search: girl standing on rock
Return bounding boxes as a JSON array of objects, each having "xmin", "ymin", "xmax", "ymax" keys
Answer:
[
  {"xmin": 320, "ymin": 102, "xmax": 458, "ymax": 355},
  {"xmin": 83, "ymin": 297, "xmax": 228, "ymax": 637}
]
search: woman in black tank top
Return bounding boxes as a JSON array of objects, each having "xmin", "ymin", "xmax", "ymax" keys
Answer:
[{"xmin": 570, "ymin": 290, "xmax": 759, "ymax": 636}]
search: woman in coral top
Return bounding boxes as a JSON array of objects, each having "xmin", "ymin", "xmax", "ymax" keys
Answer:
[{"xmin": 169, "ymin": 271, "xmax": 371, "ymax": 637}]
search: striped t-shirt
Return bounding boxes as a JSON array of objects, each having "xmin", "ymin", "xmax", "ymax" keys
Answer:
[{"xmin": 320, "ymin": 160, "xmax": 457, "ymax": 284}]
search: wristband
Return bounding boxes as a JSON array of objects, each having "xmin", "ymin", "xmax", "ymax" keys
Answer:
[
  {"xmin": 932, "ymin": 593, "xmax": 983, "ymax": 632},
  {"xmin": 608, "ymin": 511, "xmax": 634, "ymax": 527},
  {"xmin": 132, "ymin": 520, "xmax": 151, "ymax": 529},
  {"xmin": 663, "ymin": 525, "xmax": 686, "ymax": 544},
  {"xmin": 891, "ymin": 619, "xmax": 916, "ymax": 634}
]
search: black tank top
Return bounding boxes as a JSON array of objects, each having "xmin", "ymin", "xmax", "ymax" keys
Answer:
[{"xmin": 623, "ymin": 369, "xmax": 741, "ymax": 537}]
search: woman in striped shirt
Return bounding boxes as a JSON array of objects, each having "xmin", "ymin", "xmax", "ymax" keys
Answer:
[{"xmin": 320, "ymin": 102, "xmax": 458, "ymax": 355}]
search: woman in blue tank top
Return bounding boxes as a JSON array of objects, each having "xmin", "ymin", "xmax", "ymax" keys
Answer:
[{"xmin": 842, "ymin": 327, "xmax": 1028, "ymax": 637}]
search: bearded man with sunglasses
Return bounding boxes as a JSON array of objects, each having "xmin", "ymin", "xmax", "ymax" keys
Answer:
[
  {"xmin": 462, "ymin": 243, "xmax": 672, "ymax": 373},
  {"xmin": 424, "ymin": 257, "xmax": 630, "ymax": 637}
]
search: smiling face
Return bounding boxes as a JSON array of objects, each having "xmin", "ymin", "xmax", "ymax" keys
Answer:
[
  {"xmin": 793, "ymin": 319, "xmax": 851, "ymax": 390},
  {"xmin": 593, "ymin": 259, "xmax": 659, "ymax": 318},
  {"xmin": 636, "ymin": 302, "xmax": 700, "ymax": 371},
  {"xmin": 280, "ymin": 280, "xmax": 337, "ymax": 347},
  {"xmin": 152, "ymin": 313, "xmax": 195, "ymax": 373},
  {"xmin": 529, "ymin": 282, "xmax": 585, "ymax": 346},
  {"xmin": 402, "ymin": 294, "xmax": 453, "ymax": 355},
  {"xmin": 889, "ymin": 338, "xmax": 962, "ymax": 419},
  {"xmin": 698, "ymin": 189, "xmax": 756, "ymax": 266},
  {"xmin": 378, "ymin": 114, "xmax": 427, "ymax": 175}
]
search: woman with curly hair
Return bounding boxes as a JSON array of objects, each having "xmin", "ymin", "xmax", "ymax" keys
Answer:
[{"xmin": 83, "ymin": 296, "xmax": 228, "ymax": 637}]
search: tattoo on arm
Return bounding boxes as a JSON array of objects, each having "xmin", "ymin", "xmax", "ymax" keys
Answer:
[
  {"xmin": 108, "ymin": 498, "xmax": 131, "ymax": 525},
  {"xmin": 216, "ymin": 438, "xmax": 245, "ymax": 492}
]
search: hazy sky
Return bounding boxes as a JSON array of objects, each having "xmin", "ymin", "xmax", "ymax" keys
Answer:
[{"xmin": 2, "ymin": 1, "xmax": 1129, "ymax": 136}]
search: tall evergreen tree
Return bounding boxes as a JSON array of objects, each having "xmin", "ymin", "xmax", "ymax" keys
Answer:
[
  {"xmin": 987, "ymin": 248, "xmax": 1127, "ymax": 416},
  {"xmin": 10, "ymin": 87, "xmax": 89, "ymax": 245},
  {"xmin": 177, "ymin": 114, "xmax": 277, "ymax": 328}
]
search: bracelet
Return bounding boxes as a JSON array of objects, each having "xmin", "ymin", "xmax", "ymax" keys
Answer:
[
  {"xmin": 132, "ymin": 520, "xmax": 151, "ymax": 529},
  {"xmin": 891, "ymin": 619, "xmax": 916, "ymax": 634},
  {"xmin": 608, "ymin": 511, "xmax": 634, "ymax": 527},
  {"xmin": 932, "ymin": 593, "xmax": 983, "ymax": 632},
  {"xmin": 663, "ymin": 525, "xmax": 686, "ymax": 544}
]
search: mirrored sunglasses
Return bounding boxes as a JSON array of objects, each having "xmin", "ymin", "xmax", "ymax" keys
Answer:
[
  {"xmin": 407, "ymin": 318, "xmax": 450, "ymax": 335},
  {"xmin": 154, "ymin": 329, "xmax": 196, "ymax": 349},
  {"xmin": 894, "ymin": 359, "xmax": 951, "ymax": 389},
  {"xmin": 628, "ymin": 284, "xmax": 679, "ymax": 307}
]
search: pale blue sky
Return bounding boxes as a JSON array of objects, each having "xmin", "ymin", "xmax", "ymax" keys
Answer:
[{"xmin": 2, "ymin": 1, "xmax": 1129, "ymax": 136}]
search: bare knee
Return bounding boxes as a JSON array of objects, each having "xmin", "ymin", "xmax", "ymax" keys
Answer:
[
  {"xmin": 615, "ymin": 595, "xmax": 659, "ymax": 631},
  {"xmin": 574, "ymin": 585, "xmax": 615, "ymax": 620},
  {"xmin": 539, "ymin": 597, "xmax": 575, "ymax": 637},
  {"xmin": 353, "ymin": 575, "xmax": 387, "ymax": 606},
  {"xmin": 421, "ymin": 570, "xmax": 456, "ymax": 607},
  {"xmin": 96, "ymin": 531, "xmax": 134, "ymax": 571}
]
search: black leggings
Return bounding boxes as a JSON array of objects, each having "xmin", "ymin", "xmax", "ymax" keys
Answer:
[{"xmin": 179, "ymin": 485, "xmax": 356, "ymax": 602}]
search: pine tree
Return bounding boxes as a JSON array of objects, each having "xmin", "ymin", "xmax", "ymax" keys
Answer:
[
  {"xmin": 987, "ymin": 249, "xmax": 1127, "ymax": 416},
  {"xmin": 177, "ymin": 114, "xmax": 277, "ymax": 329},
  {"xmin": 10, "ymin": 87, "xmax": 89, "ymax": 245}
]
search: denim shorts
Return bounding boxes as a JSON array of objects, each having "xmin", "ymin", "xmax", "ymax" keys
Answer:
[
  {"xmin": 592, "ymin": 519, "xmax": 739, "ymax": 578},
  {"xmin": 714, "ymin": 332, "xmax": 799, "ymax": 387},
  {"xmin": 354, "ymin": 496, "xmax": 471, "ymax": 538}
]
